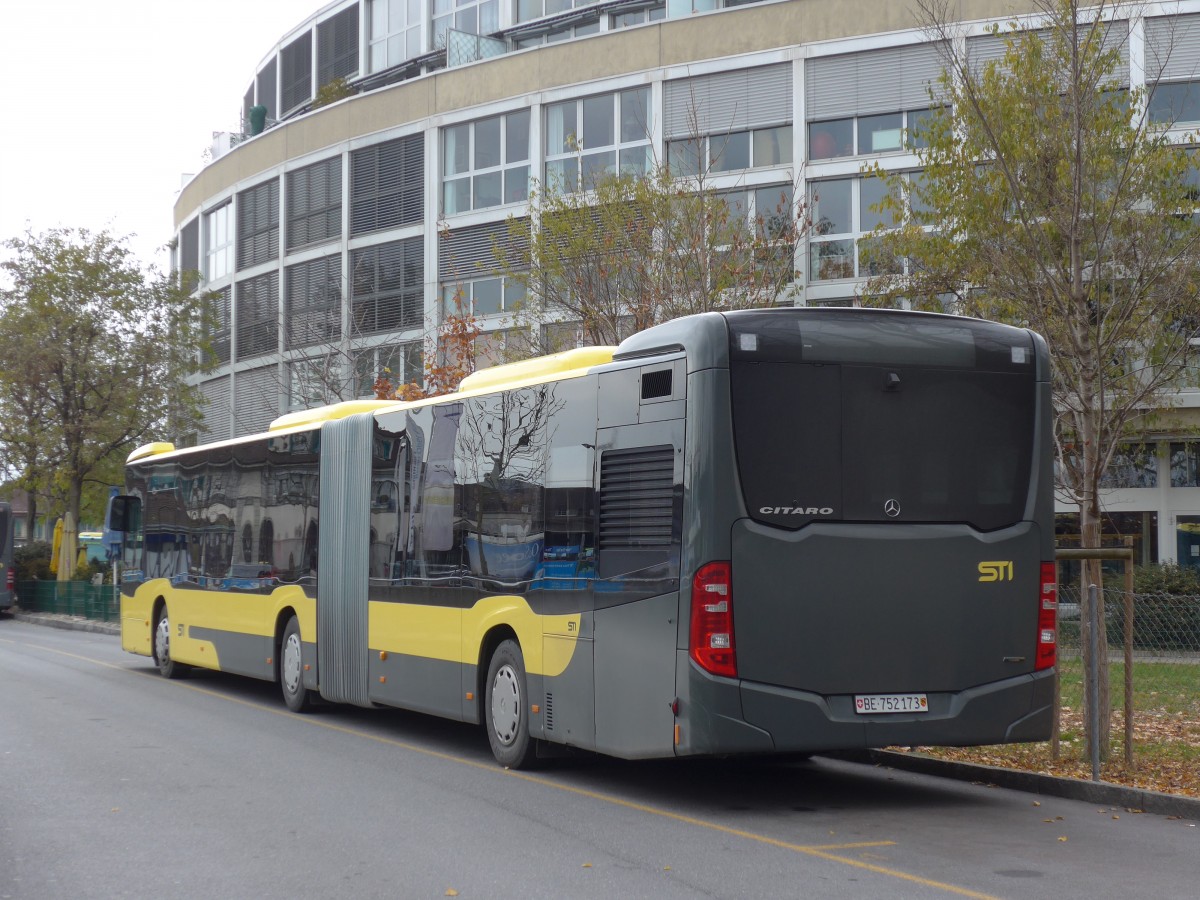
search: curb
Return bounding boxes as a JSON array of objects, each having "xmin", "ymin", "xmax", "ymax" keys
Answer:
[
  {"xmin": 7, "ymin": 609, "xmax": 121, "ymax": 636},
  {"xmin": 829, "ymin": 749, "xmax": 1200, "ymax": 821}
]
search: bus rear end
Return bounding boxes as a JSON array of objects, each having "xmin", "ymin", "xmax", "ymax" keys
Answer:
[{"xmin": 677, "ymin": 309, "xmax": 1055, "ymax": 755}]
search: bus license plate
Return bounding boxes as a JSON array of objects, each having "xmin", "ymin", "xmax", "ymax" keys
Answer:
[{"xmin": 854, "ymin": 693, "xmax": 929, "ymax": 714}]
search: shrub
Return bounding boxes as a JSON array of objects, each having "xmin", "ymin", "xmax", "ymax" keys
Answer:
[
  {"xmin": 1132, "ymin": 563, "xmax": 1200, "ymax": 594},
  {"xmin": 14, "ymin": 541, "xmax": 53, "ymax": 582}
]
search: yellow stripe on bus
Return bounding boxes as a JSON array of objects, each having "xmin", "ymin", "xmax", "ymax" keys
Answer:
[{"xmin": 369, "ymin": 594, "xmax": 581, "ymax": 676}]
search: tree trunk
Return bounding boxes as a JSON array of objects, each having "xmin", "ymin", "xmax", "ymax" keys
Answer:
[{"xmin": 1079, "ymin": 499, "xmax": 1112, "ymax": 763}]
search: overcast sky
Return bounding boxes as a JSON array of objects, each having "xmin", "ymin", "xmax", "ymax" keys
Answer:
[{"xmin": 0, "ymin": 1, "xmax": 311, "ymax": 274}]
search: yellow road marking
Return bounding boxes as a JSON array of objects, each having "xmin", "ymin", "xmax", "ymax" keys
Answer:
[{"xmin": 4, "ymin": 637, "xmax": 1001, "ymax": 900}]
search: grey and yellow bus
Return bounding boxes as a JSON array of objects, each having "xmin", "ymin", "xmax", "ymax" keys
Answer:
[{"xmin": 109, "ymin": 308, "xmax": 1056, "ymax": 767}]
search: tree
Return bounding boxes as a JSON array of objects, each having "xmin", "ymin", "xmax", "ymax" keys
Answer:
[
  {"xmin": 495, "ymin": 160, "xmax": 807, "ymax": 350},
  {"xmin": 373, "ymin": 288, "xmax": 481, "ymax": 401},
  {"xmin": 0, "ymin": 228, "xmax": 212, "ymax": 575},
  {"xmin": 861, "ymin": 0, "xmax": 1200, "ymax": 758}
]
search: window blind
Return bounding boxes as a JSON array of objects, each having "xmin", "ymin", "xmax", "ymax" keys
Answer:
[
  {"xmin": 1146, "ymin": 15, "xmax": 1200, "ymax": 82},
  {"xmin": 350, "ymin": 238, "xmax": 424, "ymax": 335},
  {"xmin": 235, "ymin": 271, "xmax": 279, "ymax": 361},
  {"xmin": 318, "ymin": 6, "xmax": 360, "ymax": 88},
  {"xmin": 237, "ymin": 178, "xmax": 280, "ymax": 270},
  {"xmin": 285, "ymin": 255, "xmax": 343, "ymax": 349},
  {"xmin": 287, "ymin": 157, "xmax": 343, "ymax": 250},
  {"xmin": 439, "ymin": 219, "xmax": 529, "ymax": 280},
  {"xmin": 350, "ymin": 134, "xmax": 424, "ymax": 235},
  {"xmin": 281, "ymin": 31, "xmax": 313, "ymax": 114},
  {"xmin": 664, "ymin": 64, "xmax": 792, "ymax": 139},
  {"xmin": 806, "ymin": 43, "xmax": 943, "ymax": 121}
]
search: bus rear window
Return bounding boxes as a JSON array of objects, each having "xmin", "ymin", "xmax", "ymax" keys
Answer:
[{"xmin": 729, "ymin": 331, "xmax": 1036, "ymax": 532}]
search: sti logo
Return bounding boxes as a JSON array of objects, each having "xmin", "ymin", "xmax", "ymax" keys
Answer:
[{"xmin": 978, "ymin": 561, "xmax": 1014, "ymax": 582}]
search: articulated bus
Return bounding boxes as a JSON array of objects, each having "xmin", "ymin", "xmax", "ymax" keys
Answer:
[{"xmin": 109, "ymin": 308, "xmax": 1056, "ymax": 767}]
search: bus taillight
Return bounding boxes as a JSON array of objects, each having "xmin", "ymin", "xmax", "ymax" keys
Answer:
[
  {"xmin": 5, "ymin": 568, "xmax": 11, "ymax": 591},
  {"xmin": 1035, "ymin": 561, "xmax": 1057, "ymax": 671},
  {"xmin": 690, "ymin": 562, "xmax": 736, "ymax": 678}
]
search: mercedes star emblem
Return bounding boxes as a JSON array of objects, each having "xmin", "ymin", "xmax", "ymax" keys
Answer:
[{"xmin": 884, "ymin": 498, "xmax": 901, "ymax": 518}]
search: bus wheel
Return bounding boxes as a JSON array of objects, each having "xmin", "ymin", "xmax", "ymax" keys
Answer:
[
  {"xmin": 279, "ymin": 615, "xmax": 310, "ymax": 713},
  {"xmin": 485, "ymin": 639, "xmax": 535, "ymax": 769},
  {"xmin": 153, "ymin": 607, "xmax": 187, "ymax": 679}
]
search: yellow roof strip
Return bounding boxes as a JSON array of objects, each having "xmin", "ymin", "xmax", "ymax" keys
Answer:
[
  {"xmin": 454, "ymin": 346, "xmax": 616, "ymax": 393},
  {"xmin": 269, "ymin": 398, "xmax": 407, "ymax": 433},
  {"xmin": 126, "ymin": 441, "xmax": 177, "ymax": 463},
  {"xmin": 267, "ymin": 346, "xmax": 616, "ymax": 432}
]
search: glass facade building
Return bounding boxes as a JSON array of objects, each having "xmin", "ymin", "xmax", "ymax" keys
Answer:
[{"xmin": 174, "ymin": 0, "xmax": 1200, "ymax": 566}]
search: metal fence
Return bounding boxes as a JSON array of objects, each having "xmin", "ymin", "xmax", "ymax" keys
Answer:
[
  {"xmin": 1055, "ymin": 583, "xmax": 1200, "ymax": 765},
  {"xmin": 15, "ymin": 580, "xmax": 119, "ymax": 622},
  {"xmin": 1057, "ymin": 584, "xmax": 1200, "ymax": 659}
]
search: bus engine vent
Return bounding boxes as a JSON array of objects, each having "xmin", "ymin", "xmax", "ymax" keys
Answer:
[
  {"xmin": 544, "ymin": 692, "xmax": 554, "ymax": 731},
  {"xmin": 599, "ymin": 445, "xmax": 675, "ymax": 548},
  {"xmin": 641, "ymin": 369, "xmax": 673, "ymax": 400}
]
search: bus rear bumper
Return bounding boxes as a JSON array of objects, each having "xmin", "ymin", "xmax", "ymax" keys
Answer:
[{"xmin": 680, "ymin": 663, "xmax": 1054, "ymax": 755}]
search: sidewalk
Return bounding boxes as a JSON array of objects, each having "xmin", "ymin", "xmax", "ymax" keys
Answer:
[
  {"xmin": 6, "ymin": 607, "xmax": 1199, "ymax": 820},
  {"xmin": 8, "ymin": 607, "xmax": 120, "ymax": 635}
]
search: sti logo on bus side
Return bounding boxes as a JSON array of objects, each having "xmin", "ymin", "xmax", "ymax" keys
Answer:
[
  {"xmin": 978, "ymin": 561, "xmax": 1014, "ymax": 582},
  {"xmin": 759, "ymin": 506, "xmax": 834, "ymax": 515}
]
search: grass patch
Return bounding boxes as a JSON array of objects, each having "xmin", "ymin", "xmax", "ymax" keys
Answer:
[{"xmin": 913, "ymin": 660, "xmax": 1200, "ymax": 798}]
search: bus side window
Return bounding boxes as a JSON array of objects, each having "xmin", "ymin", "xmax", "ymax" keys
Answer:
[{"xmin": 119, "ymin": 497, "xmax": 143, "ymax": 573}]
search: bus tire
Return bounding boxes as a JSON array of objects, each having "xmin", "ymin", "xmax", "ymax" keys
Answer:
[
  {"xmin": 279, "ymin": 615, "xmax": 310, "ymax": 713},
  {"xmin": 153, "ymin": 606, "xmax": 188, "ymax": 679},
  {"xmin": 485, "ymin": 639, "xmax": 536, "ymax": 769}
]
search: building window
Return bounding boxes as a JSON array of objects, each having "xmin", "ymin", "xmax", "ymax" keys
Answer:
[
  {"xmin": 611, "ymin": 3, "xmax": 665, "ymax": 28},
  {"xmin": 667, "ymin": 125, "xmax": 792, "ymax": 176},
  {"xmin": 285, "ymin": 255, "xmax": 342, "ymax": 350},
  {"xmin": 808, "ymin": 175, "xmax": 903, "ymax": 281},
  {"xmin": 205, "ymin": 203, "xmax": 234, "ymax": 282},
  {"xmin": 235, "ymin": 271, "xmax": 279, "ymax": 360},
  {"xmin": 472, "ymin": 327, "xmax": 521, "ymax": 369},
  {"xmin": 280, "ymin": 30, "xmax": 313, "ymax": 114},
  {"xmin": 351, "ymin": 238, "xmax": 424, "ymax": 335},
  {"xmin": 514, "ymin": 19, "xmax": 600, "ymax": 48},
  {"xmin": 1100, "ymin": 444, "xmax": 1158, "ymax": 489},
  {"xmin": 517, "ymin": 0, "xmax": 571, "ymax": 22},
  {"xmin": 287, "ymin": 357, "xmax": 337, "ymax": 410},
  {"xmin": 1171, "ymin": 442, "xmax": 1200, "ymax": 487},
  {"xmin": 442, "ymin": 109, "xmax": 531, "ymax": 214},
  {"xmin": 317, "ymin": 6, "xmax": 359, "ymax": 88},
  {"xmin": 351, "ymin": 134, "xmax": 424, "ymax": 236},
  {"xmin": 208, "ymin": 287, "xmax": 232, "ymax": 366},
  {"xmin": 432, "ymin": 0, "xmax": 498, "ymax": 50},
  {"xmin": 808, "ymin": 108, "xmax": 932, "ymax": 160},
  {"xmin": 1150, "ymin": 80, "xmax": 1200, "ymax": 126},
  {"xmin": 237, "ymin": 179, "xmax": 280, "ymax": 271},
  {"xmin": 370, "ymin": 0, "xmax": 422, "ymax": 71},
  {"xmin": 287, "ymin": 158, "xmax": 342, "ymax": 250},
  {"xmin": 442, "ymin": 276, "xmax": 525, "ymax": 318},
  {"xmin": 545, "ymin": 87, "xmax": 652, "ymax": 191},
  {"xmin": 355, "ymin": 341, "xmax": 423, "ymax": 396}
]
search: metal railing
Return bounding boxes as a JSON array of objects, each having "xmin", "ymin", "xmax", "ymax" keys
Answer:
[{"xmin": 15, "ymin": 580, "xmax": 119, "ymax": 622}]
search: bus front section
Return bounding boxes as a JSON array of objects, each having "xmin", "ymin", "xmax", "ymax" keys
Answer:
[{"xmin": 667, "ymin": 308, "xmax": 1056, "ymax": 757}]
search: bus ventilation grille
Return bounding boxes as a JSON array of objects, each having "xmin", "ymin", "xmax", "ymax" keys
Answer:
[
  {"xmin": 599, "ymin": 445, "xmax": 675, "ymax": 549},
  {"xmin": 545, "ymin": 692, "xmax": 554, "ymax": 731},
  {"xmin": 641, "ymin": 369, "xmax": 672, "ymax": 400}
]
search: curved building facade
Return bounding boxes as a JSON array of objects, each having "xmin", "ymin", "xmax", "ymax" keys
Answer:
[{"xmin": 173, "ymin": 0, "xmax": 1200, "ymax": 565}]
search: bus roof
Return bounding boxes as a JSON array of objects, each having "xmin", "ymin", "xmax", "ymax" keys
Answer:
[{"xmin": 125, "ymin": 345, "xmax": 617, "ymax": 466}]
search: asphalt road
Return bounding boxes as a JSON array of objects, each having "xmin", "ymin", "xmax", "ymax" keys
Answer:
[{"xmin": 1, "ymin": 617, "xmax": 1196, "ymax": 900}]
